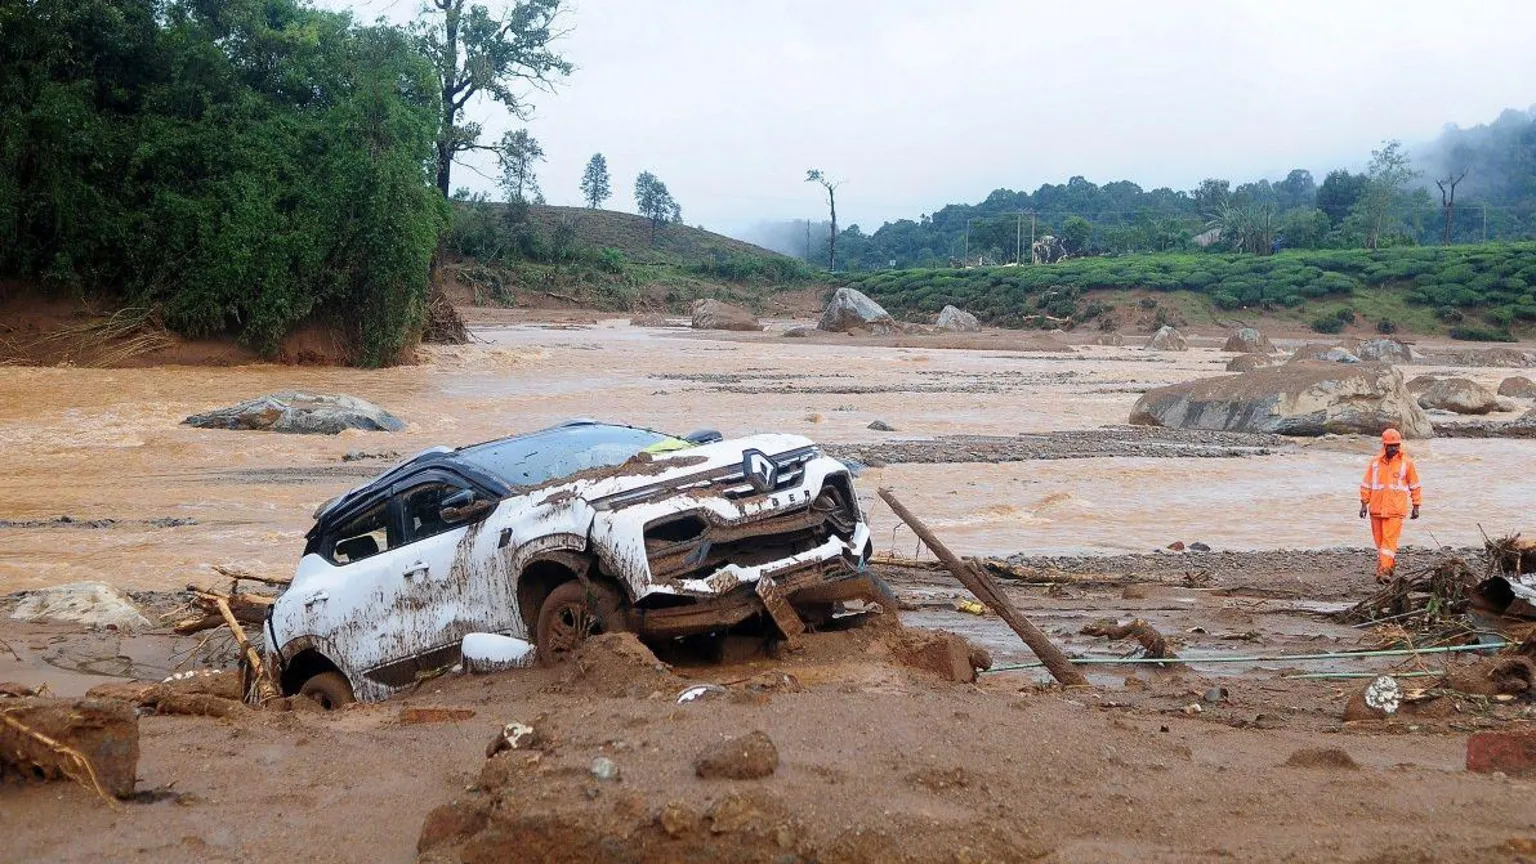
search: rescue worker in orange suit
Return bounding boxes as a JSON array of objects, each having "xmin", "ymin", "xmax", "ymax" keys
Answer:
[{"xmin": 1358, "ymin": 428, "xmax": 1422, "ymax": 583}]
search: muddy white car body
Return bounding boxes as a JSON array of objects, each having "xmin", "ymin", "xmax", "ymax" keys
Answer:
[{"xmin": 266, "ymin": 422, "xmax": 874, "ymax": 703}]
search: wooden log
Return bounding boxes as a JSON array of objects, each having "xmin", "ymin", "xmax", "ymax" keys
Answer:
[
  {"xmin": 212, "ymin": 564, "xmax": 291, "ymax": 587},
  {"xmin": 878, "ymin": 488, "xmax": 1088, "ymax": 686},
  {"xmin": 214, "ymin": 598, "xmax": 279, "ymax": 702}
]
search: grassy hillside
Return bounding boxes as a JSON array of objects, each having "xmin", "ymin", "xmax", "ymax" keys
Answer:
[
  {"xmin": 444, "ymin": 201, "xmax": 822, "ymax": 313},
  {"xmin": 841, "ymin": 243, "xmax": 1536, "ymax": 340}
]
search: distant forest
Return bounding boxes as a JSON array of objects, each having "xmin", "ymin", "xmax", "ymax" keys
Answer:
[{"xmin": 774, "ymin": 108, "xmax": 1536, "ymax": 272}]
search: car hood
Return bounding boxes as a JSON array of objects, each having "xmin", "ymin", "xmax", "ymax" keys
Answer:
[{"xmin": 525, "ymin": 432, "xmax": 817, "ymax": 505}]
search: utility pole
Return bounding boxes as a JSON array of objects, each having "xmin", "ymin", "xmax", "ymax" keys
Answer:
[
  {"xmin": 1029, "ymin": 212, "xmax": 1036, "ymax": 263},
  {"xmin": 1015, "ymin": 213, "xmax": 1022, "ymax": 264},
  {"xmin": 964, "ymin": 218, "xmax": 972, "ymax": 266}
]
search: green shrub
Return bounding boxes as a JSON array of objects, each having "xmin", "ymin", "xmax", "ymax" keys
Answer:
[
  {"xmin": 1376, "ymin": 318, "xmax": 1398, "ymax": 334},
  {"xmin": 1310, "ymin": 315, "xmax": 1346, "ymax": 334},
  {"xmin": 1448, "ymin": 325, "xmax": 1515, "ymax": 342}
]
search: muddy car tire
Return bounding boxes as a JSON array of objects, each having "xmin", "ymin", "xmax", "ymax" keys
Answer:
[
  {"xmin": 298, "ymin": 671, "xmax": 355, "ymax": 710},
  {"xmin": 536, "ymin": 581, "xmax": 624, "ymax": 666}
]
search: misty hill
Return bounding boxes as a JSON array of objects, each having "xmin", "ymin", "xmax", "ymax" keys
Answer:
[{"xmin": 775, "ymin": 107, "xmax": 1536, "ymax": 272}]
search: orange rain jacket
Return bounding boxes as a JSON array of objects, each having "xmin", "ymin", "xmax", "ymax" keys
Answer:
[{"xmin": 1359, "ymin": 449, "xmax": 1422, "ymax": 518}]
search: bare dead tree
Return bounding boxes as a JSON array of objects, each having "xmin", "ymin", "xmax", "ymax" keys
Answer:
[
  {"xmin": 805, "ymin": 169, "xmax": 842, "ymax": 271},
  {"xmin": 1436, "ymin": 169, "xmax": 1469, "ymax": 246}
]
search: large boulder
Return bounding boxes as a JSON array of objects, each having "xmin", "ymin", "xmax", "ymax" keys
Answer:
[
  {"xmin": 935, "ymin": 305, "xmax": 980, "ymax": 333},
  {"xmin": 1226, "ymin": 353, "xmax": 1273, "ymax": 373},
  {"xmin": 817, "ymin": 287, "xmax": 896, "ymax": 334},
  {"xmin": 1289, "ymin": 343, "xmax": 1360, "ymax": 364},
  {"xmin": 1417, "ymin": 377, "xmax": 1500, "ymax": 415},
  {"xmin": 1129, "ymin": 362, "xmax": 1433, "ymax": 438},
  {"xmin": 1357, "ymin": 338, "xmax": 1414, "ymax": 364},
  {"xmin": 1407, "ymin": 374, "xmax": 1440, "ymax": 394},
  {"xmin": 690, "ymin": 299, "xmax": 761, "ymax": 332},
  {"xmin": 1095, "ymin": 331, "xmax": 1125, "ymax": 347},
  {"xmin": 11, "ymin": 582, "xmax": 151, "ymax": 631},
  {"xmin": 1222, "ymin": 328, "xmax": 1274, "ymax": 354},
  {"xmin": 184, "ymin": 392, "xmax": 404, "ymax": 434},
  {"xmin": 1498, "ymin": 376, "xmax": 1536, "ymax": 399},
  {"xmin": 1147, "ymin": 326, "xmax": 1187, "ymax": 352}
]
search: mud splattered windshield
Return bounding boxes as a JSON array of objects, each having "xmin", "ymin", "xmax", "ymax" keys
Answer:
[{"xmin": 456, "ymin": 424, "xmax": 683, "ymax": 488}]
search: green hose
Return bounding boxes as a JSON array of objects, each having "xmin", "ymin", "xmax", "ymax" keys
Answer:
[{"xmin": 982, "ymin": 641, "xmax": 1507, "ymax": 674}]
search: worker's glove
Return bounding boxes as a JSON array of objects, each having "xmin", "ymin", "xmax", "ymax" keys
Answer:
[
  {"xmin": 1411, "ymin": 505, "xmax": 1420, "ymax": 520},
  {"xmin": 1358, "ymin": 504, "xmax": 1368, "ymax": 519}
]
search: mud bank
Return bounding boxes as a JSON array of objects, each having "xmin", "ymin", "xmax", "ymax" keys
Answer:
[{"xmin": 829, "ymin": 427, "xmax": 1287, "ymax": 465}]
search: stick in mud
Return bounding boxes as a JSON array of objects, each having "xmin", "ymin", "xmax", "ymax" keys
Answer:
[
  {"xmin": 877, "ymin": 487, "xmax": 1088, "ymax": 686},
  {"xmin": 213, "ymin": 598, "xmax": 279, "ymax": 702}
]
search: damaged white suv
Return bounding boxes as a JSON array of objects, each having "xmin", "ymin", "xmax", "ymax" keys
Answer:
[{"xmin": 266, "ymin": 421, "xmax": 880, "ymax": 705}]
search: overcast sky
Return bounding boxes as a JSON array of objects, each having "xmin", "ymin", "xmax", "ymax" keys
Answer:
[{"xmin": 336, "ymin": 0, "xmax": 1536, "ymax": 237}]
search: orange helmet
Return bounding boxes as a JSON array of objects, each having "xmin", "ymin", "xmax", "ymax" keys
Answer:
[{"xmin": 1381, "ymin": 428, "xmax": 1403, "ymax": 445}]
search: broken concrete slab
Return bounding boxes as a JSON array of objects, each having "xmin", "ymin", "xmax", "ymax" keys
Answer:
[
  {"xmin": 11, "ymin": 582, "xmax": 151, "ymax": 631},
  {"xmin": 184, "ymin": 391, "xmax": 404, "ymax": 434}
]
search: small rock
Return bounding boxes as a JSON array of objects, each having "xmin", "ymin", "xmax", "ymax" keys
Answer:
[
  {"xmin": 1285, "ymin": 747, "xmax": 1360, "ymax": 770},
  {"xmin": 659, "ymin": 801, "xmax": 698, "ymax": 838},
  {"xmin": 1203, "ymin": 687, "xmax": 1228, "ymax": 704},
  {"xmin": 782, "ymin": 326, "xmax": 814, "ymax": 338},
  {"xmin": 1167, "ymin": 541, "xmax": 1186, "ymax": 552},
  {"xmin": 1497, "ymin": 376, "xmax": 1536, "ymax": 399},
  {"xmin": 867, "ymin": 420, "xmax": 896, "ymax": 432},
  {"xmin": 1344, "ymin": 675, "xmax": 1401, "ymax": 721},
  {"xmin": 590, "ymin": 756, "xmax": 620, "ymax": 782},
  {"xmin": 694, "ymin": 730, "xmax": 779, "ymax": 780},
  {"xmin": 485, "ymin": 721, "xmax": 544, "ymax": 758},
  {"xmin": 1189, "ymin": 542, "xmax": 1211, "ymax": 552},
  {"xmin": 1147, "ymin": 326, "xmax": 1188, "ymax": 352}
]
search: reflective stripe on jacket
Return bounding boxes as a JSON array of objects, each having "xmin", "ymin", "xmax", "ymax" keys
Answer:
[{"xmin": 1359, "ymin": 451, "xmax": 1422, "ymax": 517}]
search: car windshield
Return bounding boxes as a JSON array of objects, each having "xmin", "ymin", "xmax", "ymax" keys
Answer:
[{"xmin": 456, "ymin": 424, "xmax": 682, "ymax": 488}]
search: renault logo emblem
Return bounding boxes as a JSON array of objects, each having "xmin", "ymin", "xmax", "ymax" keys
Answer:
[{"xmin": 741, "ymin": 449, "xmax": 778, "ymax": 493}]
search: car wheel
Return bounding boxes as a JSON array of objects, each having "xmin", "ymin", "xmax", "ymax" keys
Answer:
[
  {"xmin": 298, "ymin": 671, "xmax": 355, "ymax": 710},
  {"xmin": 536, "ymin": 581, "xmax": 623, "ymax": 665}
]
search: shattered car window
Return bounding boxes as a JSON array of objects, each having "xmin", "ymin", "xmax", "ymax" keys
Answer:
[
  {"xmin": 330, "ymin": 500, "xmax": 392, "ymax": 564},
  {"xmin": 457, "ymin": 425, "xmax": 681, "ymax": 489}
]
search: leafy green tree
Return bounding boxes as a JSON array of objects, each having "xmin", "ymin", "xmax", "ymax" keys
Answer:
[
  {"xmin": 1192, "ymin": 178, "xmax": 1232, "ymax": 217},
  {"xmin": 580, "ymin": 152, "xmax": 611, "ymax": 208},
  {"xmin": 1349, "ymin": 140, "xmax": 1418, "ymax": 249},
  {"xmin": 634, "ymin": 171, "xmax": 679, "ymax": 244},
  {"xmin": 1060, "ymin": 216, "xmax": 1092, "ymax": 254},
  {"xmin": 805, "ymin": 169, "xmax": 842, "ymax": 270},
  {"xmin": 1278, "ymin": 208, "xmax": 1330, "ymax": 249},
  {"xmin": 413, "ymin": 0, "xmax": 571, "ymax": 196},
  {"xmin": 1316, "ymin": 169, "xmax": 1368, "ymax": 226},
  {"xmin": 497, "ymin": 128, "xmax": 543, "ymax": 203},
  {"xmin": 1275, "ymin": 169, "xmax": 1317, "ymax": 211}
]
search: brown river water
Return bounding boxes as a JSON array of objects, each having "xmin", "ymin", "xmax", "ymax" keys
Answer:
[{"xmin": 1, "ymin": 320, "xmax": 1531, "ymax": 593}]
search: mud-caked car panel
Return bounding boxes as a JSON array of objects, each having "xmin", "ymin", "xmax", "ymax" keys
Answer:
[{"xmin": 267, "ymin": 422, "xmax": 873, "ymax": 703}]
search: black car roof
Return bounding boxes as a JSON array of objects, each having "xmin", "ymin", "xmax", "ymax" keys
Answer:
[{"xmin": 310, "ymin": 420, "xmax": 668, "ymax": 530}]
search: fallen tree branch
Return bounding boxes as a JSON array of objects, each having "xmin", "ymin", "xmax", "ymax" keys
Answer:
[
  {"xmin": 1081, "ymin": 618, "xmax": 1177, "ymax": 659},
  {"xmin": 878, "ymin": 488, "xmax": 1087, "ymax": 686},
  {"xmin": 213, "ymin": 599, "xmax": 278, "ymax": 703},
  {"xmin": 211, "ymin": 564, "xmax": 290, "ymax": 587}
]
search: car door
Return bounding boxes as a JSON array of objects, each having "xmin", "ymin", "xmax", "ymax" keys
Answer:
[
  {"xmin": 385, "ymin": 471, "xmax": 503, "ymax": 680},
  {"xmin": 299, "ymin": 494, "xmax": 428, "ymax": 694}
]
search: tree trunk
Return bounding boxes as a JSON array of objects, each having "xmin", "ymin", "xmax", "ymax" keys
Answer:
[{"xmin": 827, "ymin": 187, "xmax": 837, "ymax": 271}]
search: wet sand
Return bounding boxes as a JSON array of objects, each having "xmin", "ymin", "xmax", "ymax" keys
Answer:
[{"xmin": 1, "ymin": 320, "xmax": 1533, "ymax": 592}]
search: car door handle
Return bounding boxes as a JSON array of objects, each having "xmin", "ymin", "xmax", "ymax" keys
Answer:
[
  {"xmin": 303, "ymin": 592, "xmax": 328, "ymax": 608},
  {"xmin": 403, "ymin": 563, "xmax": 430, "ymax": 580}
]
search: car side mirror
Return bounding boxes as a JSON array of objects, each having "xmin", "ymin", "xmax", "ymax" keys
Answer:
[{"xmin": 440, "ymin": 489, "xmax": 492, "ymax": 525}]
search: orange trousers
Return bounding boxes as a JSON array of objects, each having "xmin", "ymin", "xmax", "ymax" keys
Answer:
[{"xmin": 1370, "ymin": 516, "xmax": 1404, "ymax": 576}]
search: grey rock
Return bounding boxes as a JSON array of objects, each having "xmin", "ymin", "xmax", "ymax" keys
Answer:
[
  {"xmin": 1288, "ymin": 342, "xmax": 1361, "ymax": 364},
  {"xmin": 1226, "ymin": 354, "xmax": 1273, "ymax": 373},
  {"xmin": 690, "ymin": 299, "xmax": 761, "ymax": 332},
  {"xmin": 1129, "ymin": 362, "xmax": 1433, "ymax": 438},
  {"xmin": 1095, "ymin": 331, "xmax": 1125, "ymax": 347},
  {"xmin": 1147, "ymin": 326, "xmax": 1188, "ymax": 352},
  {"xmin": 1357, "ymin": 338, "xmax": 1414, "ymax": 364},
  {"xmin": 1416, "ymin": 377, "xmax": 1500, "ymax": 415},
  {"xmin": 11, "ymin": 582, "xmax": 151, "ymax": 631},
  {"xmin": 184, "ymin": 392, "xmax": 404, "ymax": 435},
  {"xmin": 867, "ymin": 420, "xmax": 896, "ymax": 432},
  {"xmin": 782, "ymin": 326, "xmax": 815, "ymax": 338},
  {"xmin": 1222, "ymin": 328, "xmax": 1274, "ymax": 354},
  {"xmin": 1497, "ymin": 376, "xmax": 1536, "ymax": 399},
  {"xmin": 590, "ymin": 756, "xmax": 620, "ymax": 782},
  {"xmin": 1406, "ymin": 374, "xmax": 1440, "ymax": 394},
  {"xmin": 935, "ymin": 305, "xmax": 980, "ymax": 333},
  {"xmin": 1189, "ymin": 542, "xmax": 1211, "ymax": 552},
  {"xmin": 817, "ymin": 288, "xmax": 896, "ymax": 334}
]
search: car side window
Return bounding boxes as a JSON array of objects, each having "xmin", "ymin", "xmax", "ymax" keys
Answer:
[
  {"xmin": 399, "ymin": 481, "xmax": 469, "ymax": 544},
  {"xmin": 329, "ymin": 500, "xmax": 392, "ymax": 564}
]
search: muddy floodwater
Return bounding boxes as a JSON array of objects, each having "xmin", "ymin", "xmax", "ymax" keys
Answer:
[{"xmin": 1, "ymin": 318, "xmax": 1532, "ymax": 592}]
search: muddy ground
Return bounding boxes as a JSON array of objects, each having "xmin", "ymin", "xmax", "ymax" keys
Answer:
[{"xmin": 3, "ymin": 314, "xmax": 1536, "ymax": 861}]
